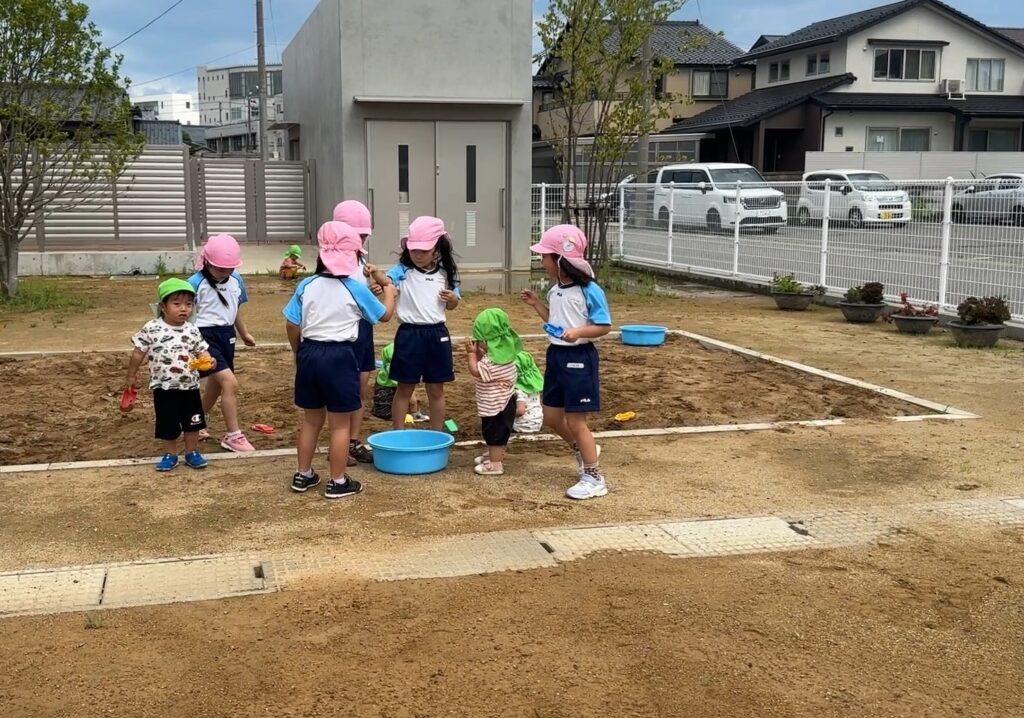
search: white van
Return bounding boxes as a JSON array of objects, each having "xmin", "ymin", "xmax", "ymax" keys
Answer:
[
  {"xmin": 797, "ymin": 170, "xmax": 912, "ymax": 228},
  {"xmin": 651, "ymin": 163, "xmax": 787, "ymax": 233}
]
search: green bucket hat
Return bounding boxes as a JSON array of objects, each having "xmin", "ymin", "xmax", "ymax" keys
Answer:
[
  {"xmin": 472, "ymin": 308, "xmax": 523, "ymax": 365},
  {"xmin": 284, "ymin": 244, "xmax": 302, "ymax": 258},
  {"xmin": 157, "ymin": 277, "xmax": 195, "ymax": 301},
  {"xmin": 514, "ymin": 351, "xmax": 544, "ymax": 394},
  {"xmin": 376, "ymin": 343, "xmax": 398, "ymax": 388}
]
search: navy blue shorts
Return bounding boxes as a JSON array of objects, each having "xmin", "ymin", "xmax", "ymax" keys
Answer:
[
  {"xmin": 199, "ymin": 326, "xmax": 236, "ymax": 376},
  {"xmin": 354, "ymin": 318, "xmax": 376, "ymax": 373},
  {"xmin": 543, "ymin": 343, "xmax": 601, "ymax": 413},
  {"xmin": 294, "ymin": 339, "xmax": 362, "ymax": 413},
  {"xmin": 389, "ymin": 323, "xmax": 455, "ymax": 385}
]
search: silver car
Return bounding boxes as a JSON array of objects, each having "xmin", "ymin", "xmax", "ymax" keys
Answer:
[{"xmin": 951, "ymin": 173, "xmax": 1024, "ymax": 225}]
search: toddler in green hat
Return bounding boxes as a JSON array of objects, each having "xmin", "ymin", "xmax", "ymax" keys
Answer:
[
  {"xmin": 464, "ymin": 308, "xmax": 522, "ymax": 476},
  {"xmin": 512, "ymin": 350, "xmax": 544, "ymax": 434},
  {"xmin": 278, "ymin": 244, "xmax": 306, "ymax": 280},
  {"xmin": 125, "ymin": 278, "xmax": 216, "ymax": 472}
]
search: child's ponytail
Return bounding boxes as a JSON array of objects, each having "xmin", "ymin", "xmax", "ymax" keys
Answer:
[{"xmin": 436, "ymin": 235, "xmax": 460, "ymax": 291}]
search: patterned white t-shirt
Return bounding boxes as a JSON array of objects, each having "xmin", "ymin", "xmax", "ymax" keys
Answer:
[
  {"xmin": 132, "ymin": 319, "xmax": 209, "ymax": 390},
  {"xmin": 513, "ymin": 390, "xmax": 543, "ymax": 433}
]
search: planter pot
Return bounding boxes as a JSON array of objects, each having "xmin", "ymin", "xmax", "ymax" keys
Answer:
[
  {"xmin": 771, "ymin": 292, "xmax": 815, "ymax": 311},
  {"xmin": 838, "ymin": 302, "xmax": 887, "ymax": 323},
  {"xmin": 891, "ymin": 315, "xmax": 939, "ymax": 335},
  {"xmin": 948, "ymin": 321, "xmax": 1006, "ymax": 348}
]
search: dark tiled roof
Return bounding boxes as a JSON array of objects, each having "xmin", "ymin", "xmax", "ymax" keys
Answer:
[
  {"xmin": 605, "ymin": 20, "xmax": 746, "ymax": 66},
  {"xmin": 533, "ymin": 76, "xmax": 555, "ymax": 90},
  {"xmin": 815, "ymin": 92, "xmax": 1024, "ymax": 115},
  {"xmin": 750, "ymin": 35, "xmax": 783, "ymax": 52},
  {"xmin": 738, "ymin": 0, "xmax": 1024, "ymax": 61},
  {"xmin": 662, "ymin": 73, "xmax": 855, "ymax": 132},
  {"xmin": 995, "ymin": 27, "xmax": 1024, "ymax": 45}
]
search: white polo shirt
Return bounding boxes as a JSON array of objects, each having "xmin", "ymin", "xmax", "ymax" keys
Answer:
[
  {"xmin": 187, "ymin": 271, "xmax": 248, "ymax": 328},
  {"xmin": 546, "ymin": 281, "xmax": 612, "ymax": 346},
  {"xmin": 282, "ymin": 275, "xmax": 385, "ymax": 342},
  {"xmin": 386, "ymin": 263, "xmax": 461, "ymax": 325}
]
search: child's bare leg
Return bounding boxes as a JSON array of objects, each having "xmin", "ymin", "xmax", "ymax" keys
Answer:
[
  {"xmin": 297, "ymin": 408, "xmax": 326, "ymax": 472},
  {"xmin": 424, "ymin": 383, "xmax": 446, "ymax": 431},
  {"xmin": 349, "ymin": 371, "xmax": 371, "ymax": 442},
  {"xmin": 201, "ymin": 378, "xmax": 221, "ymax": 419},
  {"xmin": 542, "ymin": 405, "xmax": 574, "ymax": 445},
  {"xmin": 565, "ymin": 413, "xmax": 598, "ymax": 464},
  {"xmin": 392, "ymin": 383, "xmax": 416, "ymax": 429},
  {"xmin": 183, "ymin": 432, "xmax": 200, "ymax": 453},
  {"xmin": 161, "ymin": 438, "xmax": 178, "ymax": 455},
  {"xmin": 211, "ymin": 370, "xmax": 242, "ymax": 433},
  {"xmin": 487, "ymin": 445, "xmax": 506, "ymax": 465},
  {"xmin": 326, "ymin": 410, "xmax": 352, "ymax": 479}
]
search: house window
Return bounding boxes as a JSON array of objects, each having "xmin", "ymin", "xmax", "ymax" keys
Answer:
[
  {"xmin": 806, "ymin": 52, "xmax": 830, "ymax": 76},
  {"xmin": 769, "ymin": 60, "xmax": 790, "ymax": 83},
  {"xmin": 873, "ymin": 48, "xmax": 936, "ymax": 80},
  {"xmin": 398, "ymin": 144, "xmax": 409, "ymax": 202},
  {"xmin": 692, "ymin": 69, "xmax": 728, "ymax": 97},
  {"xmin": 867, "ymin": 127, "xmax": 931, "ymax": 151},
  {"xmin": 966, "ymin": 59, "xmax": 1005, "ymax": 92},
  {"xmin": 835, "ymin": 126, "xmax": 844, "ymax": 137},
  {"xmin": 967, "ymin": 128, "xmax": 1018, "ymax": 151},
  {"xmin": 465, "ymin": 145, "xmax": 477, "ymax": 203},
  {"xmin": 185, "ymin": 101, "xmax": 191, "ymax": 109}
]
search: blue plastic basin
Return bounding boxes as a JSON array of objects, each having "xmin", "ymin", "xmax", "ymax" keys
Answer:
[
  {"xmin": 620, "ymin": 324, "xmax": 668, "ymax": 346},
  {"xmin": 366, "ymin": 430, "xmax": 455, "ymax": 475}
]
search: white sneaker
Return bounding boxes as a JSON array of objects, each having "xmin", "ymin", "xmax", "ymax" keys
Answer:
[
  {"xmin": 474, "ymin": 461, "xmax": 504, "ymax": 476},
  {"xmin": 474, "ymin": 453, "xmax": 489, "ymax": 465},
  {"xmin": 574, "ymin": 444, "xmax": 602, "ymax": 474},
  {"xmin": 566, "ymin": 473, "xmax": 608, "ymax": 500},
  {"xmin": 412, "ymin": 411, "xmax": 431, "ymax": 423}
]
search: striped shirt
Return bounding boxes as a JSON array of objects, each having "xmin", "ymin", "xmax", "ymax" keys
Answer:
[{"xmin": 474, "ymin": 358, "xmax": 518, "ymax": 417}]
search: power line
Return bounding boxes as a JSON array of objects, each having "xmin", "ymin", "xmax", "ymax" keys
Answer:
[
  {"xmin": 110, "ymin": 0, "xmax": 187, "ymax": 50},
  {"xmin": 132, "ymin": 45, "xmax": 256, "ymax": 88}
]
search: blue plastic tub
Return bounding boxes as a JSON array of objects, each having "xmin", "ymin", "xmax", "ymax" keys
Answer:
[
  {"xmin": 366, "ymin": 430, "xmax": 455, "ymax": 475},
  {"xmin": 619, "ymin": 324, "xmax": 668, "ymax": 346}
]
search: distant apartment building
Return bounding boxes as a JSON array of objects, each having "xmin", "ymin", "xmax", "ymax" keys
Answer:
[
  {"xmin": 129, "ymin": 93, "xmax": 198, "ymax": 126},
  {"xmin": 196, "ymin": 63, "xmax": 287, "ymax": 158}
]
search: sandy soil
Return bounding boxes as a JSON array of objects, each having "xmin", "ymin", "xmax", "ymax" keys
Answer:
[
  {"xmin": 1, "ymin": 526, "xmax": 1022, "ymax": 718},
  {"xmin": 0, "ymin": 333, "xmax": 921, "ymax": 465}
]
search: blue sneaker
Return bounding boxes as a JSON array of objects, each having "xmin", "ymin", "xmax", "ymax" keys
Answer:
[
  {"xmin": 184, "ymin": 450, "xmax": 208, "ymax": 469},
  {"xmin": 155, "ymin": 453, "xmax": 179, "ymax": 472}
]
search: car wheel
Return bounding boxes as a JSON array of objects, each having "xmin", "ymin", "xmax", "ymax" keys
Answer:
[
  {"xmin": 658, "ymin": 208, "xmax": 670, "ymax": 229},
  {"xmin": 848, "ymin": 208, "xmax": 864, "ymax": 230},
  {"xmin": 706, "ymin": 209, "xmax": 722, "ymax": 233},
  {"xmin": 1013, "ymin": 205, "xmax": 1024, "ymax": 227},
  {"xmin": 952, "ymin": 204, "xmax": 967, "ymax": 224},
  {"xmin": 796, "ymin": 207, "xmax": 811, "ymax": 227}
]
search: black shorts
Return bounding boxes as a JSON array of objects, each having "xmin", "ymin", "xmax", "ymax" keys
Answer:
[
  {"xmin": 199, "ymin": 326, "xmax": 236, "ymax": 376},
  {"xmin": 354, "ymin": 319, "xmax": 376, "ymax": 373},
  {"xmin": 390, "ymin": 323, "xmax": 455, "ymax": 385},
  {"xmin": 543, "ymin": 343, "xmax": 601, "ymax": 413},
  {"xmin": 294, "ymin": 339, "xmax": 362, "ymax": 413},
  {"xmin": 481, "ymin": 395, "xmax": 517, "ymax": 447},
  {"xmin": 153, "ymin": 388, "xmax": 207, "ymax": 440}
]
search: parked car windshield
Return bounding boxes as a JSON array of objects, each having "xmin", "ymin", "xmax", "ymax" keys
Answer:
[
  {"xmin": 848, "ymin": 173, "xmax": 898, "ymax": 192},
  {"xmin": 709, "ymin": 167, "xmax": 767, "ymax": 188}
]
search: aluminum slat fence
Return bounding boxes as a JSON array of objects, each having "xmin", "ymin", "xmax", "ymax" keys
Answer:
[{"xmin": 531, "ymin": 179, "xmax": 1024, "ymax": 321}]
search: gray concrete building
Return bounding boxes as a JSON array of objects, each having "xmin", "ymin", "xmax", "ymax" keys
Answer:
[
  {"xmin": 283, "ymin": 0, "xmax": 533, "ymax": 289},
  {"xmin": 197, "ymin": 64, "xmax": 287, "ymax": 158}
]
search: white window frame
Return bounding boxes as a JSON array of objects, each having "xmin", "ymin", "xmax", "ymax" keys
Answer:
[
  {"xmin": 866, "ymin": 126, "xmax": 932, "ymax": 151},
  {"xmin": 692, "ymin": 69, "xmax": 728, "ymax": 97},
  {"xmin": 769, "ymin": 60, "xmax": 790, "ymax": 83},
  {"xmin": 872, "ymin": 48, "xmax": 937, "ymax": 81},
  {"xmin": 806, "ymin": 51, "xmax": 830, "ymax": 76},
  {"xmin": 965, "ymin": 58, "xmax": 1005, "ymax": 92}
]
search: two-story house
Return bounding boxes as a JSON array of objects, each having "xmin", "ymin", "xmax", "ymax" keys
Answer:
[{"xmin": 662, "ymin": 0, "xmax": 1024, "ymax": 173}]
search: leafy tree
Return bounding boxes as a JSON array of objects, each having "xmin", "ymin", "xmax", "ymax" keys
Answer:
[
  {"xmin": 0, "ymin": 0, "xmax": 143, "ymax": 297},
  {"xmin": 535, "ymin": 0, "xmax": 686, "ymax": 265}
]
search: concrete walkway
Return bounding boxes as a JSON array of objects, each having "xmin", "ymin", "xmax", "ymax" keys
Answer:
[{"xmin": 3, "ymin": 495, "xmax": 1023, "ymax": 619}]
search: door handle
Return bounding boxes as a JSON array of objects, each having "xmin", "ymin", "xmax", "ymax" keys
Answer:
[{"xmin": 499, "ymin": 188, "xmax": 506, "ymax": 228}]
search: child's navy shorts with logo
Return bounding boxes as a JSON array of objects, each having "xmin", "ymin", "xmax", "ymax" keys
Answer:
[
  {"xmin": 543, "ymin": 343, "xmax": 601, "ymax": 413},
  {"xmin": 198, "ymin": 325, "xmax": 236, "ymax": 376},
  {"xmin": 153, "ymin": 388, "xmax": 207, "ymax": 440},
  {"xmin": 354, "ymin": 318, "xmax": 376, "ymax": 373},
  {"xmin": 294, "ymin": 339, "xmax": 361, "ymax": 413},
  {"xmin": 389, "ymin": 323, "xmax": 455, "ymax": 384}
]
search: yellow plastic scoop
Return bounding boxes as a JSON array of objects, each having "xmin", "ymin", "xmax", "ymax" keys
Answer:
[
  {"xmin": 614, "ymin": 411, "xmax": 636, "ymax": 422},
  {"xmin": 188, "ymin": 355, "xmax": 216, "ymax": 371}
]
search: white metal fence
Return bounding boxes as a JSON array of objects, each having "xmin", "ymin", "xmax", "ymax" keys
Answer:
[{"xmin": 532, "ymin": 179, "xmax": 1024, "ymax": 321}]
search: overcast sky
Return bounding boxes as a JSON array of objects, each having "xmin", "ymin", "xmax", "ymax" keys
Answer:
[{"xmin": 85, "ymin": 0, "xmax": 1024, "ymax": 98}]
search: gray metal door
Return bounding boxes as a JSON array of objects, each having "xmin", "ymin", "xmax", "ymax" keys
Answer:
[
  {"xmin": 435, "ymin": 121, "xmax": 507, "ymax": 267},
  {"xmin": 366, "ymin": 121, "xmax": 436, "ymax": 258}
]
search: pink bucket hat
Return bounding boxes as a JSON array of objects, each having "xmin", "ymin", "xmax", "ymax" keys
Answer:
[
  {"xmin": 194, "ymin": 233, "xmax": 243, "ymax": 270},
  {"xmin": 529, "ymin": 224, "xmax": 593, "ymax": 278},
  {"xmin": 317, "ymin": 221, "xmax": 363, "ymax": 276},
  {"xmin": 332, "ymin": 200, "xmax": 373, "ymax": 237},
  {"xmin": 402, "ymin": 216, "xmax": 447, "ymax": 251}
]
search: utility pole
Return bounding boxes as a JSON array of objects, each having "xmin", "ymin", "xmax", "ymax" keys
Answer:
[
  {"xmin": 636, "ymin": 32, "xmax": 652, "ymax": 178},
  {"xmin": 255, "ymin": 0, "xmax": 268, "ymax": 160}
]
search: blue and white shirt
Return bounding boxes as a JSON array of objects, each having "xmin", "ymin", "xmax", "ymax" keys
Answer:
[
  {"xmin": 386, "ymin": 264, "xmax": 461, "ymax": 325},
  {"xmin": 546, "ymin": 281, "xmax": 612, "ymax": 346},
  {"xmin": 348, "ymin": 255, "xmax": 369, "ymax": 288},
  {"xmin": 187, "ymin": 271, "xmax": 248, "ymax": 328},
  {"xmin": 282, "ymin": 275, "xmax": 385, "ymax": 342}
]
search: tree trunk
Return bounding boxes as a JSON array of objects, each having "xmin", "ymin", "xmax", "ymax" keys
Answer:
[{"xmin": 1, "ymin": 233, "xmax": 19, "ymax": 298}]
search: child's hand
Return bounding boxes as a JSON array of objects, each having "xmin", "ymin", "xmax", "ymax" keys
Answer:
[
  {"xmin": 241, "ymin": 332, "xmax": 256, "ymax": 347},
  {"xmin": 364, "ymin": 262, "xmax": 378, "ymax": 277},
  {"xmin": 520, "ymin": 289, "xmax": 539, "ymax": 307},
  {"xmin": 463, "ymin": 339, "xmax": 476, "ymax": 355},
  {"xmin": 439, "ymin": 289, "xmax": 456, "ymax": 303},
  {"xmin": 370, "ymin": 282, "xmax": 384, "ymax": 296},
  {"xmin": 560, "ymin": 327, "xmax": 581, "ymax": 343},
  {"xmin": 126, "ymin": 372, "xmax": 140, "ymax": 389}
]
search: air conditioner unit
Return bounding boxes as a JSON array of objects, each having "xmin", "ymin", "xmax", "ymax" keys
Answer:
[{"xmin": 940, "ymin": 79, "xmax": 966, "ymax": 99}]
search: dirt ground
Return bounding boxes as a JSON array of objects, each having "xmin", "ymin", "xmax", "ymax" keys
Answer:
[
  {"xmin": 0, "ymin": 333, "xmax": 922, "ymax": 465},
  {"xmin": 1, "ymin": 525, "xmax": 1022, "ymax": 718}
]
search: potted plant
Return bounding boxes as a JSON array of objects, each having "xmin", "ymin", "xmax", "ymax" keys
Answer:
[
  {"xmin": 770, "ymin": 273, "xmax": 821, "ymax": 311},
  {"xmin": 948, "ymin": 296, "xmax": 1010, "ymax": 348},
  {"xmin": 884, "ymin": 292, "xmax": 939, "ymax": 334},
  {"xmin": 838, "ymin": 282, "xmax": 887, "ymax": 323}
]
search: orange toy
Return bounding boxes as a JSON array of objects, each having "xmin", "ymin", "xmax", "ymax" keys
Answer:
[{"xmin": 188, "ymin": 354, "xmax": 216, "ymax": 371}]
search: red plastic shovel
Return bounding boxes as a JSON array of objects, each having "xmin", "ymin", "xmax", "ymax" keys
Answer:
[
  {"xmin": 251, "ymin": 423, "xmax": 276, "ymax": 434},
  {"xmin": 119, "ymin": 386, "xmax": 138, "ymax": 412}
]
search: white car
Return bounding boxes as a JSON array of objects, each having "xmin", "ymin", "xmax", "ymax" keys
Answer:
[
  {"xmin": 652, "ymin": 163, "xmax": 787, "ymax": 233},
  {"xmin": 951, "ymin": 173, "xmax": 1024, "ymax": 225},
  {"xmin": 797, "ymin": 170, "xmax": 912, "ymax": 228}
]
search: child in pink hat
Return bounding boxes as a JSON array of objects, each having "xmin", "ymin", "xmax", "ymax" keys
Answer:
[
  {"xmin": 521, "ymin": 224, "xmax": 613, "ymax": 500},
  {"xmin": 384, "ymin": 215, "xmax": 462, "ymax": 431},
  {"xmin": 188, "ymin": 233, "xmax": 257, "ymax": 453},
  {"xmin": 283, "ymin": 221, "xmax": 396, "ymax": 499},
  {"xmin": 332, "ymin": 199, "xmax": 391, "ymax": 465}
]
